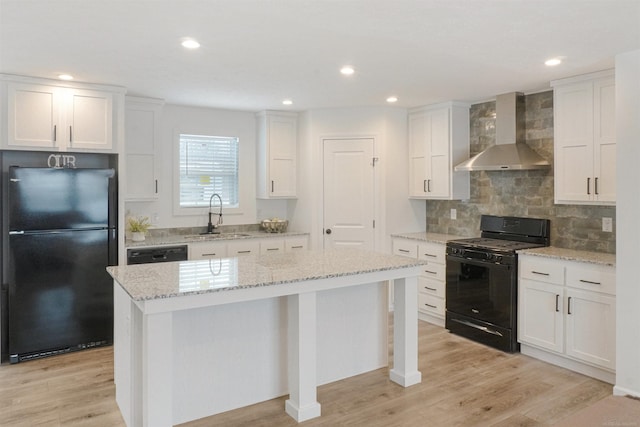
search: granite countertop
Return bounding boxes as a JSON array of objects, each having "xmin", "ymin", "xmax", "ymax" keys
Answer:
[
  {"xmin": 518, "ymin": 246, "xmax": 616, "ymax": 267},
  {"xmin": 390, "ymin": 231, "xmax": 472, "ymax": 244},
  {"xmin": 107, "ymin": 248, "xmax": 426, "ymax": 301},
  {"xmin": 126, "ymin": 230, "xmax": 309, "ymax": 248}
]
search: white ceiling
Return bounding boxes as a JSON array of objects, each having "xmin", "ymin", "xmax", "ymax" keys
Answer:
[{"xmin": 1, "ymin": 0, "xmax": 639, "ymax": 111}]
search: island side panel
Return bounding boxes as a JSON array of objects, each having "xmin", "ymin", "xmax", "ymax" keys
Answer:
[
  {"xmin": 113, "ymin": 283, "xmax": 133, "ymax": 426},
  {"xmin": 171, "ymin": 297, "xmax": 289, "ymax": 425},
  {"xmin": 316, "ymin": 281, "xmax": 388, "ymax": 385}
]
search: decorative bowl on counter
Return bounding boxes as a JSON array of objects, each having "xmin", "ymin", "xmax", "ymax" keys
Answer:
[{"xmin": 261, "ymin": 219, "xmax": 288, "ymax": 233}]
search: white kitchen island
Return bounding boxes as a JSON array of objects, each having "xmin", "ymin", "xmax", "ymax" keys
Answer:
[{"xmin": 107, "ymin": 248, "xmax": 424, "ymax": 427}]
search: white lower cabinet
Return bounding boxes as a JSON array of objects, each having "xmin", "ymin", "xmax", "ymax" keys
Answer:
[
  {"xmin": 393, "ymin": 238, "xmax": 446, "ymax": 326},
  {"xmin": 188, "ymin": 235, "xmax": 308, "ymax": 259},
  {"xmin": 518, "ymin": 254, "xmax": 616, "ymax": 382}
]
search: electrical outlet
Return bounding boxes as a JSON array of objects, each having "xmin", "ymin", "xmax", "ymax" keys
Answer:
[
  {"xmin": 451, "ymin": 209, "xmax": 457, "ymax": 220},
  {"xmin": 602, "ymin": 217, "xmax": 613, "ymax": 232}
]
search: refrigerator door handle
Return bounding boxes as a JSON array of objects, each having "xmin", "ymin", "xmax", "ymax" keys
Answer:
[{"xmin": 9, "ymin": 231, "xmax": 24, "ymax": 235}]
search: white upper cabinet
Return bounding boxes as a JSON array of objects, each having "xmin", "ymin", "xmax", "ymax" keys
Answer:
[
  {"xmin": 256, "ymin": 111, "xmax": 297, "ymax": 199},
  {"xmin": 124, "ymin": 96, "xmax": 163, "ymax": 201},
  {"xmin": 408, "ymin": 102, "xmax": 470, "ymax": 200},
  {"xmin": 552, "ymin": 70, "xmax": 615, "ymax": 205},
  {"xmin": 2, "ymin": 75, "xmax": 124, "ymax": 153}
]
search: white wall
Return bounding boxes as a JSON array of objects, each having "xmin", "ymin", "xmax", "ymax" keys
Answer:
[
  {"xmin": 125, "ymin": 104, "xmax": 288, "ymax": 229},
  {"xmin": 614, "ymin": 49, "xmax": 640, "ymax": 398},
  {"xmin": 289, "ymin": 107, "xmax": 425, "ymax": 252}
]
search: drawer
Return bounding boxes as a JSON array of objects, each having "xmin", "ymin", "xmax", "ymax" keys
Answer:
[
  {"xmin": 285, "ymin": 237, "xmax": 307, "ymax": 252},
  {"xmin": 520, "ymin": 257, "xmax": 564, "ymax": 285},
  {"xmin": 419, "ymin": 262, "xmax": 445, "ymax": 282},
  {"xmin": 393, "ymin": 239, "xmax": 418, "ymax": 258},
  {"xmin": 418, "ymin": 242, "xmax": 445, "ymax": 264},
  {"xmin": 419, "ymin": 276, "xmax": 445, "ymax": 298},
  {"xmin": 227, "ymin": 240, "xmax": 260, "ymax": 256},
  {"xmin": 188, "ymin": 242, "xmax": 227, "ymax": 260},
  {"xmin": 566, "ymin": 263, "xmax": 615, "ymax": 295},
  {"xmin": 418, "ymin": 293, "xmax": 445, "ymax": 317},
  {"xmin": 260, "ymin": 240, "xmax": 285, "ymax": 255}
]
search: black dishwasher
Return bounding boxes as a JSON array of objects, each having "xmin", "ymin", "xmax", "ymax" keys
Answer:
[{"xmin": 126, "ymin": 245, "xmax": 188, "ymax": 264}]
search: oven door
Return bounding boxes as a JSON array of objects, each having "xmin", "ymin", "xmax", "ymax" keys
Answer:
[
  {"xmin": 445, "ymin": 255, "xmax": 516, "ymax": 328},
  {"xmin": 445, "ymin": 254, "xmax": 519, "ymax": 352}
]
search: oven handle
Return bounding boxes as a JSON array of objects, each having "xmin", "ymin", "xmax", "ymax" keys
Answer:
[
  {"xmin": 446, "ymin": 254, "xmax": 512, "ymax": 270},
  {"xmin": 451, "ymin": 318, "xmax": 504, "ymax": 337}
]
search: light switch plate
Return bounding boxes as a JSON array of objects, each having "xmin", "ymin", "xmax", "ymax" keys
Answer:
[
  {"xmin": 451, "ymin": 209, "xmax": 457, "ymax": 220},
  {"xmin": 602, "ymin": 217, "xmax": 613, "ymax": 232}
]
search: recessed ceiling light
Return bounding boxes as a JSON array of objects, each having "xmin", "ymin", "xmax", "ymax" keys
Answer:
[
  {"xmin": 340, "ymin": 66, "xmax": 355, "ymax": 76},
  {"xmin": 58, "ymin": 74, "xmax": 73, "ymax": 81},
  {"xmin": 545, "ymin": 58, "xmax": 562, "ymax": 66},
  {"xmin": 282, "ymin": 99, "xmax": 293, "ymax": 105},
  {"xmin": 181, "ymin": 39, "xmax": 200, "ymax": 49},
  {"xmin": 386, "ymin": 96, "xmax": 398, "ymax": 103}
]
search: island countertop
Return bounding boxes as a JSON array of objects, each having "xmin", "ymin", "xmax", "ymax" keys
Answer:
[{"xmin": 107, "ymin": 248, "xmax": 426, "ymax": 302}]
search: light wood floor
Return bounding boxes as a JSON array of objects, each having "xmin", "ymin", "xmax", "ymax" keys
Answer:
[{"xmin": 0, "ymin": 321, "xmax": 623, "ymax": 426}]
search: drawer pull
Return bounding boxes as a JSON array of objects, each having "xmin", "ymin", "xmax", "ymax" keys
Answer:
[
  {"xmin": 532, "ymin": 271, "xmax": 550, "ymax": 276},
  {"xmin": 398, "ymin": 249, "xmax": 410, "ymax": 253},
  {"xmin": 424, "ymin": 302, "xmax": 437, "ymax": 309},
  {"xmin": 266, "ymin": 248, "xmax": 279, "ymax": 251},
  {"xmin": 424, "ymin": 270, "xmax": 437, "ymax": 275},
  {"xmin": 423, "ymin": 286, "xmax": 437, "ymax": 291},
  {"xmin": 291, "ymin": 245, "xmax": 303, "ymax": 249},
  {"xmin": 202, "ymin": 253, "xmax": 217, "ymax": 256},
  {"xmin": 237, "ymin": 250, "xmax": 251, "ymax": 254},
  {"xmin": 423, "ymin": 253, "xmax": 437, "ymax": 258},
  {"xmin": 579, "ymin": 279, "xmax": 601, "ymax": 285}
]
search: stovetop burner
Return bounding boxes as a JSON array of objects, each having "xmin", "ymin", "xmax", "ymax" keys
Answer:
[{"xmin": 448, "ymin": 237, "xmax": 545, "ymax": 253}]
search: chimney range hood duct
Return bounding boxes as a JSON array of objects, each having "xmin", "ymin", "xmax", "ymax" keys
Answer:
[{"xmin": 454, "ymin": 92, "xmax": 550, "ymax": 171}]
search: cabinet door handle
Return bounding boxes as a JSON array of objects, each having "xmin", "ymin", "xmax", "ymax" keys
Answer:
[
  {"xmin": 424, "ymin": 302, "xmax": 437, "ymax": 309},
  {"xmin": 423, "ymin": 180, "xmax": 427, "ymax": 193},
  {"xmin": 53, "ymin": 125, "xmax": 57, "ymax": 142},
  {"xmin": 271, "ymin": 180, "xmax": 274, "ymax": 192},
  {"xmin": 587, "ymin": 177, "xmax": 590, "ymax": 195},
  {"xmin": 427, "ymin": 179, "xmax": 431, "ymax": 192},
  {"xmin": 424, "ymin": 286, "xmax": 437, "ymax": 291},
  {"xmin": 567, "ymin": 296, "xmax": 572, "ymax": 315},
  {"xmin": 532, "ymin": 271, "xmax": 550, "ymax": 276},
  {"xmin": 69, "ymin": 125, "xmax": 72, "ymax": 143},
  {"xmin": 595, "ymin": 177, "xmax": 599, "ymax": 195},
  {"xmin": 579, "ymin": 279, "xmax": 601, "ymax": 285},
  {"xmin": 155, "ymin": 180, "xmax": 158, "ymax": 194},
  {"xmin": 555, "ymin": 294, "xmax": 559, "ymax": 312}
]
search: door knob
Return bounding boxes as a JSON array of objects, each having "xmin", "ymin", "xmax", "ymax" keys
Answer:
[{"xmin": 325, "ymin": 229, "xmax": 332, "ymax": 235}]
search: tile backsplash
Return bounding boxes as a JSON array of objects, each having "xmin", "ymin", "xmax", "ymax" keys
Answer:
[{"xmin": 426, "ymin": 91, "xmax": 616, "ymax": 254}]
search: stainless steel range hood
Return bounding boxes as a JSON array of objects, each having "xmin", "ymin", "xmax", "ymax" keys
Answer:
[{"xmin": 454, "ymin": 92, "xmax": 550, "ymax": 171}]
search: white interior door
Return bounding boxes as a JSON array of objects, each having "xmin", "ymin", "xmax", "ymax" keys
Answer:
[{"xmin": 323, "ymin": 138, "xmax": 375, "ymax": 250}]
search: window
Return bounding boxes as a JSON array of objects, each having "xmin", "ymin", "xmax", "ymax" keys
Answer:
[{"xmin": 179, "ymin": 134, "xmax": 239, "ymax": 208}]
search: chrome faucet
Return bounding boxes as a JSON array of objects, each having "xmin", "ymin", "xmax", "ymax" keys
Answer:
[{"xmin": 206, "ymin": 193, "xmax": 223, "ymax": 234}]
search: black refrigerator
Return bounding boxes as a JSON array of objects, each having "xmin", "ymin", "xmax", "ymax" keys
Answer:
[{"xmin": 6, "ymin": 166, "xmax": 117, "ymax": 363}]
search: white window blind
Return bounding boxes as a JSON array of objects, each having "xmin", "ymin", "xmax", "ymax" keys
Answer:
[{"xmin": 179, "ymin": 134, "xmax": 239, "ymax": 208}]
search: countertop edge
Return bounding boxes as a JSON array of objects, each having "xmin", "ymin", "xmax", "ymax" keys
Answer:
[
  {"xmin": 125, "ymin": 231, "xmax": 310, "ymax": 248},
  {"xmin": 518, "ymin": 247, "xmax": 616, "ymax": 267},
  {"xmin": 390, "ymin": 232, "xmax": 469, "ymax": 244}
]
